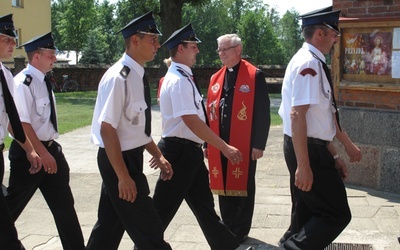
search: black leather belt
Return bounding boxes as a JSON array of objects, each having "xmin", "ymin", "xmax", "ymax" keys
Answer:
[
  {"xmin": 307, "ymin": 137, "xmax": 330, "ymax": 147},
  {"xmin": 284, "ymin": 134, "xmax": 329, "ymax": 147},
  {"xmin": 41, "ymin": 140, "xmax": 54, "ymax": 147},
  {"xmin": 164, "ymin": 137, "xmax": 202, "ymax": 148}
]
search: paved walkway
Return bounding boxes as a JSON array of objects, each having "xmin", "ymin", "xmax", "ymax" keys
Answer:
[{"xmin": 3, "ymin": 105, "xmax": 400, "ymax": 250}]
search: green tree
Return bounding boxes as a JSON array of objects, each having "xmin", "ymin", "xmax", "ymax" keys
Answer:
[
  {"xmin": 51, "ymin": 0, "xmax": 69, "ymax": 49},
  {"xmin": 79, "ymin": 30, "xmax": 104, "ymax": 64},
  {"xmin": 238, "ymin": 3, "xmax": 284, "ymax": 65},
  {"xmin": 182, "ymin": 0, "xmax": 232, "ymax": 66},
  {"xmin": 96, "ymin": 0, "xmax": 120, "ymax": 64},
  {"xmin": 56, "ymin": 0, "xmax": 97, "ymax": 64},
  {"xmin": 278, "ymin": 10, "xmax": 303, "ymax": 63}
]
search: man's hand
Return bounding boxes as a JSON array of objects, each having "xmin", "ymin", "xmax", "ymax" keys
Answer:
[
  {"xmin": 26, "ymin": 151, "xmax": 42, "ymax": 174},
  {"xmin": 335, "ymin": 157, "xmax": 348, "ymax": 179},
  {"xmin": 41, "ymin": 151, "xmax": 57, "ymax": 174},
  {"xmin": 118, "ymin": 176, "xmax": 137, "ymax": 203},
  {"xmin": 149, "ymin": 156, "xmax": 173, "ymax": 181},
  {"xmin": 344, "ymin": 143, "xmax": 362, "ymax": 163},
  {"xmin": 251, "ymin": 148, "xmax": 264, "ymax": 161},
  {"xmin": 295, "ymin": 164, "xmax": 313, "ymax": 192},
  {"xmin": 221, "ymin": 145, "xmax": 243, "ymax": 165}
]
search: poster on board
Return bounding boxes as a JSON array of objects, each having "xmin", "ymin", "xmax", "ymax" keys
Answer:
[{"xmin": 342, "ymin": 32, "xmax": 392, "ymax": 76}]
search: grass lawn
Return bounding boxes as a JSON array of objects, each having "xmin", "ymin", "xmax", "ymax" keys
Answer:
[
  {"xmin": 4, "ymin": 91, "xmax": 97, "ymax": 149},
  {"xmin": 4, "ymin": 90, "xmax": 281, "ymax": 148}
]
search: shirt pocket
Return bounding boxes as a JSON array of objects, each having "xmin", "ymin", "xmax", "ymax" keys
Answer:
[
  {"xmin": 35, "ymin": 96, "xmax": 51, "ymax": 123},
  {"xmin": 125, "ymin": 100, "xmax": 147, "ymax": 126}
]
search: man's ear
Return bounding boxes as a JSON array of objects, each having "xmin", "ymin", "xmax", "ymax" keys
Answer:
[
  {"xmin": 130, "ymin": 34, "xmax": 139, "ymax": 46},
  {"xmin": 33, "ymin": 51, "xmax": 41, "ymax": 61},
  {"xmin": 316, "ymin": 28, "xmax": 325, "ymax": 40},
  {"xmin": 177, "ymin": 44, "xmax": 184, "ymax": 53}
]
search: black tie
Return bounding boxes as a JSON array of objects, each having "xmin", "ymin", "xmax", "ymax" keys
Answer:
[
  {"xmin": 143, "ymin": 74, "xmax": 151, "ymax": 136},
  {"xmin": 192, "ymin": 73, "xmax": 209, "ymax": 126},
  {"xmin": 0, "ymin": 69, "xmax": 26, "ymax": 143},
  {"xmin": 44, "ymin": 76, "xmax": 58, "ymax": 132},
  {"xmin": 321, "ymin": 61, "xmax": 342, "ymax": 131}
]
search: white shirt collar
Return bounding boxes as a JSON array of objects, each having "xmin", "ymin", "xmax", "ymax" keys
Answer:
[
  {"xmin": 26, "ymin": 64, "xmax": 46, "ymax": 81},
  {"xmin": 303, "ymin": 43, "xmax": 326, "ymax": 63},
  {"xmin": 171, "ymin": 61, "xmax": 193, "ymax": 75},
  {"xmin": 122, "ymin": 53, "xmax": 144, "ymax": 78}
]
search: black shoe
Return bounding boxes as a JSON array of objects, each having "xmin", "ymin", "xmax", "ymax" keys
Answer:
[{"xmin": 235, "ymin": 234, "xmax": 248, "ymax": 244}]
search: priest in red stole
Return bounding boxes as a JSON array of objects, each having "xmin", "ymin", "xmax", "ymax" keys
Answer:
[{"xmin": 206, "ymin": 34, "xmax": 270, "ymax": 243}]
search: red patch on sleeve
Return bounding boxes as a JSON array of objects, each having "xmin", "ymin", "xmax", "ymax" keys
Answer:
[{"xmin": 300, "ymin": 68, "xmax": 317, "ymax": 77}]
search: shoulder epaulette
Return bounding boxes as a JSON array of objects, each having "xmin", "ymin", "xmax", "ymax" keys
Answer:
[
  {"xmin": 119, "ymin": 65, "xmax": 130, "ymax": 79},
  {"xmin": 23, "ymin": 74, "xmax": 32, "ymax": 86},
  {"xmin": 176, "ymin": 67, "xmax": 189, "ymax": 78}
]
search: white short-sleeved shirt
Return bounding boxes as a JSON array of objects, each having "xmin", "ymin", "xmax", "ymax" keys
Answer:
[
  {"xmin": 278, "ymin": 43, "xmax": 336, "ymax": 141},
  {"xmin": 14, "ymin": 64, "xmax": 59, "ymax": 141},
  {"xmin": 159, "ymin": 62, "xmax": 205, "ymax": 144},
  {"xmin": 0, "ymin": 63, "xmax": 14, "ymax": 144},
  {"xmin": 91, "ymin": 53, "xmax": 151, "ymax": 151}
]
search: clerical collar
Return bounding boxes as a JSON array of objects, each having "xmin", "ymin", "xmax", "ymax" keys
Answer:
[{"xmin": 227, "ymin": 62, "xmax": 240, "ymax": 73}]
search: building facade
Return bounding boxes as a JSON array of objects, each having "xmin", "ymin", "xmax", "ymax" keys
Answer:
[
  {"xmin": 0, "ymin": 0, "xmax": 51, "ymax": 67},
  {"xmin": 332, "ymin": 0, "xmax": 400, "ymax": 193}
]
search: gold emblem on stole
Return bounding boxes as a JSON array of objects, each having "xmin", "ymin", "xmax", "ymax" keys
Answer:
[{"xmin": 237, "ymin": 101, "xmax": 247, "ymax": 121}]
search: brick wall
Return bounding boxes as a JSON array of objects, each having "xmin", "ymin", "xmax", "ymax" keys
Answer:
[
  {"xmin": 334, "ymin": 0, "xmax": 400, "ymax": 17},
  {"xmin": 28, "ymin": 65, "xmax": 285, "ymax": 93},
  {"xmin": 338, "ymin": 89, "xmax": 400, "ymax": 111}
]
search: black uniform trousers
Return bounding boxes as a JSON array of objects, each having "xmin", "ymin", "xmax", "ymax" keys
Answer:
[
  {"xmin": 281, "ymin": 135, "xmax": 351, "ymax": 250},
  {"xmin": 86, "ymin": 147, "xmax": 171, "ymax": 250},
  {"xmin": 0, "ymin": 146, "xmax": 25, "ymax": 250},
  {"xmin": 219, "ymin": 156, "xmax": 256, "ymax": 239},
  {"xmin": 6, "ymin": 140, "xmax": 85, "ymax": 250},
  {"xmin": 153, "ymin": 138, "xmax": 239, "ymax": 250}
]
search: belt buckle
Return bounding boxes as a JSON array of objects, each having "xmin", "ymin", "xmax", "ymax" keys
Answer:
[{"xmin": 48, "ymin": 140, "xmax": 53, "ymax": 147}]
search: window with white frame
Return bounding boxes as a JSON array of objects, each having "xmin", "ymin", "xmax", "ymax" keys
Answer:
[
  {"xmin": 15, "ymin": 29, "xmax": 21, "ymax": 48},
  {"xmin": 12, "ymin": 0, "xmax": 23, "ymax": 7}
]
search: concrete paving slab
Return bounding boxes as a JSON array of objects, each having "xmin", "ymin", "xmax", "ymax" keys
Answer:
[{"xmin": 1, "ymin": 105, "xmax": 400, "ymax": 250}]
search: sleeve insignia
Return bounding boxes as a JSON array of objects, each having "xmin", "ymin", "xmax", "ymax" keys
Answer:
[
  {"xmin": 300, "ymin": 68, "xmax": 317, "ymax": 77},
  {"xmin": 119, "ymin": 65, "xmax": 130, "ymax": 79},
  {"xmin": 23, "ymin": 74, "xmax": 32, "ymax": 86}
]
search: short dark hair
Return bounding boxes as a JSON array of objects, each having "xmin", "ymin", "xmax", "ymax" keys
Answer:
[
  {"xmin": 124, "ymin": 32, "xmax": 146, "ymax": 49},
  {"xmin": 302, "ymin": 24, "xmax": 328, "ymax": 40},
  {"xmin": 169, "ymin": 42, "xmax": 188, "ymax": 57}
]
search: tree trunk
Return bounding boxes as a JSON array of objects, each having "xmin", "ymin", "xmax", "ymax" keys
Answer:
[{"xmin": 159, "ymin": 0, "xmax": 183, "ymax": 57}]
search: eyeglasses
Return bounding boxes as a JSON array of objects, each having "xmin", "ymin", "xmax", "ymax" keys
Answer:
[
  {"xmin": 216, "ymin": 45, "xmax": 238, "ymax": 54},
  {"xmin": 323, "ymin": 22, "xmax": 341, "ymax": 38}
]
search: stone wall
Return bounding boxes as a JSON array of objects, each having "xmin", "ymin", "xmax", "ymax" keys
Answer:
[{"xmin": 333, "ymin": 108, "xmax": 400, "ymax": 193}]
